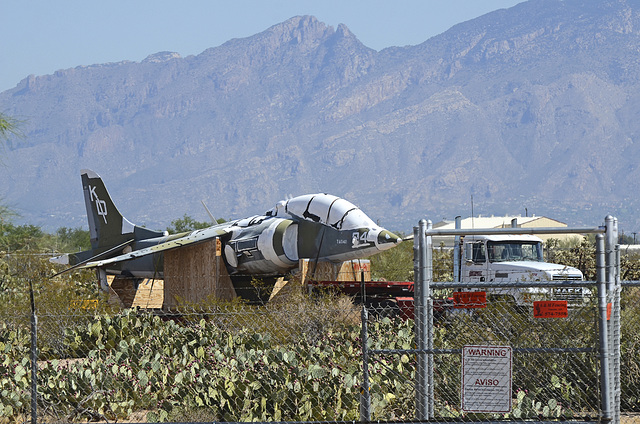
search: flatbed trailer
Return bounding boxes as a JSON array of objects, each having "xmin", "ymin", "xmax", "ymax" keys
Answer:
[{"xmin": 308, "ymin": 280, "xmax": 452, "ymax": 320}]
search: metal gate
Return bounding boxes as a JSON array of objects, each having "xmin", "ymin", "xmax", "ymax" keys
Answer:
[{"xmin": 385, "ymin": 215, "xmax": 622, "ymax": 423}]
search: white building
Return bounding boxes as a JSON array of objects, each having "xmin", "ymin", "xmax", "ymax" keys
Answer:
[{"xmin": 432, "ymin": 215, "xmax": 583, "ymax": 247}]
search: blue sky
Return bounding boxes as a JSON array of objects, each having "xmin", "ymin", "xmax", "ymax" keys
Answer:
[{"xmin": 0, "ymin": 0, "xmax": 523, "ymax": 92}]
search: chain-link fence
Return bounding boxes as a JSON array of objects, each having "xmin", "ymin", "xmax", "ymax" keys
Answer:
[
  {"xmin": 620, "ymin": 282, "xmax": 640, "ymax": 419},
  {"xmin": 3, "ymin": 268, "xmax": 368, "ymax": 423},
  {"xmin": 373, "ymin": 287, "xmax": 602, "ymax": 418},
  {"xmin": 2, "ymin": 227, "xmax": 640, "ymax": 423}
]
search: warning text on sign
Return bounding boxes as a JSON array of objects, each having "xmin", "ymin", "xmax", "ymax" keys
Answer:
[{"xmin": 462, "ymin": 345, "xmax": 512, "ymax": 413}]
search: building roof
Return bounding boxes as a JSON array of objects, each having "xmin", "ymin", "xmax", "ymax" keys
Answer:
[
  {"xmin": 431, "ymin": 215, "xmax": 577, "ymax": 246},
  {"xmin": 433, "ymin": 215, "xmax": 567, "ymax": 230}
]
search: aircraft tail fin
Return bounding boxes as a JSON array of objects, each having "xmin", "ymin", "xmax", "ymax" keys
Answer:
[{"xmin": 81, "ymin": 169, "xmax": 165, "ymax": 250}]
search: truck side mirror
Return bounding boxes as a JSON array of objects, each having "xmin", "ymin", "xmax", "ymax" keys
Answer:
[{"xmin": 464, "ymin": 243, "xmax": 473, "ymax": 261}]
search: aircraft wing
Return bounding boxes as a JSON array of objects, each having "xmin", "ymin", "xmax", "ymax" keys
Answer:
[{"xmin": 76, "ymin": 226, "xmax": 231, "ymax": 270}]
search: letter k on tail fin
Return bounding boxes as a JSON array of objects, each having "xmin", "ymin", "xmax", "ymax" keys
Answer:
[{"xmin": 81, "ymin": 169, "xmax": 165, "ymax": 250}]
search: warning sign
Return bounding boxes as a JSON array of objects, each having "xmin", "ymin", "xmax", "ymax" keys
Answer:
[
  {"xmin": 533, "ymin": 300, "xmax": 568, "ymax": 318},
  {"xmin": 462, "ymin": 345, "xmax": 512, "ymax": 413},
  {"xmin": 453, "ymin": 291, "xmax": 487, "ymax": 309}
]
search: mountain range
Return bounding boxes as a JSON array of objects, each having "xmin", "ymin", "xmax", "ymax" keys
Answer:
[{"xmin": 1, "ymin": 0, "xmax": 639, "ymax": 235}]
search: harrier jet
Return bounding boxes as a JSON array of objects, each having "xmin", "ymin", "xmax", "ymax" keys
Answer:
[{"xmin": 52, "ymin": 170, "xmax": 402, "ymax": 286}]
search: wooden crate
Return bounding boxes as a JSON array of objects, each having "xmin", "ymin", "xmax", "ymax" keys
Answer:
[
  {"xmin": 108, "ymin": 276, "xmax": 164, "ymax": 309},
  {"xmin": 163, "ymin": 238, "xmax": 236, "ymax": 308}
]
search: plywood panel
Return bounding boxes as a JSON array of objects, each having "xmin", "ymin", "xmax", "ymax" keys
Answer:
[
  {"xmin": 132, "ymin": 279, "xmax": 164, "ymax": 309},
  {"xmin": 298, "ymin": 259, "xmax": 371, "ymax": 285},
  {"xmin": 164, "ymin": 238, "xmax": 236, "ymax": 309},
  {"xmin": 108, "ymin": 276, "xmax": 164, "ymax": 309}
]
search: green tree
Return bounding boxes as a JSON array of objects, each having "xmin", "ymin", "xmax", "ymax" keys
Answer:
[
  {"xmin": 166, "ymin": 214, "xmax": 224, "ymax": 234},
  {"xmin": 370, "ymin": 236, "xmax": 453, "ymax": 282},
  {"xmin": 0, "ymin": 223, "xmax": 45, "ymax": 252},
  {"xmin": 370, "ymin": 233, "xmax": 413, "ymax": 281},
  {"xmin": 53, "ymin": 227, "xmax": 91, "ymax": 252},
  {"xmin": 0, "ymin": 204, "xmax": 17, "ymax": 230},
  {"xmin": 618, "ymin": 231, "xmax": 636, "ymax": 245},
  {"xmin": 0, "ymin": 112, "xmax": 21, "ymax": 141},
  {"xmin": 546, "ymin": 237, "xmax": 596, "ymax": 280},
  {"xmin": 0, "ymin": 112, "xmax": 23, "ymax": 227}
]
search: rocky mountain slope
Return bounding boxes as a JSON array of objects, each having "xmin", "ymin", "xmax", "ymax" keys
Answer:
[{"xmin": 1, "ymin": 0, "xmax": 639, "ymax": 233}]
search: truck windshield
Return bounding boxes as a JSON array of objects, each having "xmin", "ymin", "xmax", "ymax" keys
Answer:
[{"xmin": 487, "ymin": 241, "xmax": 543, "ymax": 262}]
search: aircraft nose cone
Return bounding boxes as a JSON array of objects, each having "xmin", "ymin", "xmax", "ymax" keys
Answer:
[{"xmin": 376, "ymin": 229, "xmax": 402, "ymax": 250}]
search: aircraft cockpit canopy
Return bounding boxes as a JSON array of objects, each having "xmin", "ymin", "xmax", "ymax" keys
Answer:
[{"xmin": 267, "ymin": 194, "xmax": 376, "ymax": 230}]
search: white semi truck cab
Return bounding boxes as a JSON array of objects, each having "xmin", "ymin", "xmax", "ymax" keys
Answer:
[{"xmin": 458, "ymin": 234, "xmax": 588, "ymax": 306}]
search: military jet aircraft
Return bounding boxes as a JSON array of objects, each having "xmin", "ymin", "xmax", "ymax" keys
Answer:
[{"xmin": 51, "ymin": 170, "xmax": 402, "ymax": 287}]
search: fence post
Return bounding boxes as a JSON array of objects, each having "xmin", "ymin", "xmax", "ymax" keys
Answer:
[
  {"xmin": 359, "ymin": 271, "xmax": 370, "ymax": 423},
  {"xmin": 605, "ymin": 215, "xmax": 621, "ymax": 424},
  {"xmin": 596, "ymin": 233, "xmax": 611, "ymax": 423},
  {"xmin": 29, "ymin": 277, "xmax": 38, "ymax": 424},
  {"xmin": 415, "ymin": 219, "xmax": 431, "ymax": 420},
  {"xmin": 605, "ymin": 216, "xmax": 617, "ymax": 291},
  {"xmin": 426, "ymin": 220, "xmax": 434, "ymax": 418},
  {"xmin": 614, "ymin": 242, "xmax": 621, "ymax": 424}
]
